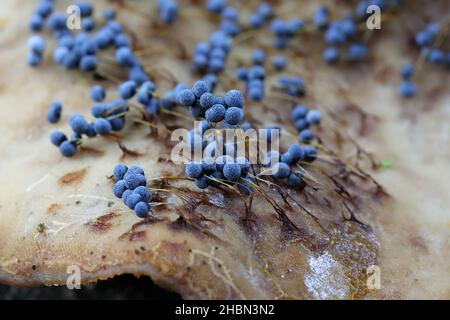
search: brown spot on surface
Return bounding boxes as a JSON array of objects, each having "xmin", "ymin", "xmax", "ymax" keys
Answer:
[
  {"xmin": 161, "ymin": 241, "xmax": 187, "ymax": 257},
  {"xmin": 409, "ymin": 234, "xmax": 428, "ymax": 253},
  {"xmin": 374, "ymin": 65, "xmax": 394, "ymax": 83},
  {"xmin": 86, "ymin": 212, "xmax": 119, "ymax": 233},
  {"xmin": 169, "ymin": 215, "xmax": 223, "ymax": 242},
  {"xmin": 47, "ymin": 203, "xmax": 61, "ymax": 214},
  {"xmin": 128, "ymin": 231, "xmax": 146, "ymax": 242},
  {"xmin": 156, "ymin": 241, "xmax": 190, "ymax": 274},
  {"xmin": 118, "ymin": 142, "xmax": 145, "ymax": 159},
  {"xmin": 79, "ymin": 146, "xmax": 105, "ymax": 157},
  {"xmin": 119, "ymin": 216, "xmax": 164, "ymax": 242},
  {"xmin": 59, "ymin": 168, "xmax": 88, "ymax": 186},
  {"xmin": 37, "ymin": 223, "xmax": 46, "ymax": 234}
]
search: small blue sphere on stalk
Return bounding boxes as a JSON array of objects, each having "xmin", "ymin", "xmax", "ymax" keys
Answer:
[
  {"xmin": 323, "ymin": 47, "xmax": 340, "ymax": 64},
  {"xmin": 348, "ymin": 43, "xmax": 368, "ymax": 61},
  {"xmin": 303, "ymin": 146, "xmax": 318, "ymax": 162},
  {"xmin": 186, "ymin": 162, "xmax": 204, "ymax": 179},
  {"xmin": 50, "ymin": 131, "xmax": 67, "ymax": 147},
  {"xmin": 116, "ymin": 47, "xmax": 135, "ymax": 66},
  {"xmin": 192, "ymin": 80, "xmax": 210, "ymax": 98},
  {"xmin": 177, "ymin": 89, "xmax": 196, "ymax": 107},
  {"xmin": 195, "ymin": 176, "xmax": 209, "ymax": 189},
  {"xmin": 125, "ymin": 193, "xmax": 142, "ymax": 209},
  {"xmin": 314, "ymin": 6, "xmax": 329, "ymax": 29},
  {"xmin": 28, "ymin": 35, "xmax": 46, "ymax": 55},
  {"xmin": 69, "ymin": 114, "xmax": 89, "ymax": 135},
  {"xmin": 134, "ymin": 186, "xmax": 152, "ymax": 202},
  {"xmin": 287, "ymin": 172, "xmax": 305, "ymax": 188},
  {"xmin": 271, "ymin": 162, "xmax": 291, "ymax": 179},
  {"xmin": 306, "ymin": 109, "xmax": 321, "ymax": 125},
  {"xmin": 119, "ymin": 81, "xmax": 138, "ymax": 100},
  {"xmin": 252, "ymin": 49, "xmax": 266, "ymax": 65},
  {"xmin": 158, "ymin": 0, "xmax": 178, "ymax": 24},
  {"xmin": 114, "ymin": 164, "xmax": 128, "ymax": 181},
  {"xmin": 103, "ymin": 9, "xmax": 117, "ymax": 21},
  {"xmin": 59, "ymin": 141, "xmax": 77, "ymax": 157},
  {"xmin": 224, "ymin": 89, "xmax": 244, "ymax": 108},
  {"xmin": 206, "ymin": 0, "xmax": 227, "ymax": 14},
  {"xmin": 205, "ymin": 104, "xmax": 226, "ymax": 123},
  {"xmin": 113, "ymin": 180, "xmax": 127, "ymax": 198},
  {"xmin": 124, "ymin": 173, "xmax": 146, "ymax": 190},
  {"xmin": 397, "ymin": 81, "xmax": 417, "ymax": 98},
  {"xmin": 91, "ymin": 85, "xmax": 106, "ymax": 102},
  {"xmin": 427, "ymin": 49, "xmax": 445, "ymax": 64},
  {"xmin": 300, "ymin": 129, "xmax": 315, "ymax": 143},
  {"xmin": 135, "ymin": 202, "xmax": 151, "ymax": 218},
  {"xmin": 79, "ymin": 55, "xmax": 97, "ymax": 71},
  {"xmin": 47, "ymin": 102, "xmax": 63, "ymax": 124},
  {"xmin": 400, "ymin": 63, "xmax": 415, "ymax": 79},
  {"xmin": 222, "ymin": 7, "xmax": 239, "ymax": 21},
  {"xmin": 272, "ymin": 55, "xmax": 287, "ymax": 70},
  {"xmin": 94, "ymin": 118, "xmax": 112, "ymax": 135},
  {"xmin": 29, "ymin": 15, "xmax": 44, "ymax": 32},
  {"xmin": 225, "ymin": 107, "xmax": 244, "ymax": 126},
  {"xmin": 223, "ymin": 162, "xmax": 242, "ymax": 182}
]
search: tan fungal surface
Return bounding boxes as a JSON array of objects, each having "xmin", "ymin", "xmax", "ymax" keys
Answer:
[{"xmin": 0, "ymin": 0, "xmax": 449, "ymax": 299}]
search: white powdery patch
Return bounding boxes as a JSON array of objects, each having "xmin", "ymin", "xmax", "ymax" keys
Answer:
[{"xmin": 304, "ymin": 252, "xmax": 349, "ymax": 300}]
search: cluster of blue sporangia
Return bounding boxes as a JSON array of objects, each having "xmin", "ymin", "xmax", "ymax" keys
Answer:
[
  {"xmin": 28, "ymin": 0, "xmax": 54, "ymax": 66},
  {"xmin": 185, "ymin": 124, "xmax": 279, "ymax": 194},
  {"xmin": 398, "ymin": 22, "xmax": 449, "ymax": 98},
  {"xmin": 112, "ymin": 164, "xmax": 153, "ymax": 218},
  {"xmin": 30, "ymin": 1, "xmax": 166, "ymax": 157},
  {"xmin": 185, "ymin": 155, "xmax": 256, "ymax": 195},
  {"xmin": 261, "ymin": 143, "xmax": 317, "ymax": 188},
  {"xmin": 271, "ymin": 55, "xmax": 288, "ymax": 71},
  {"xmin": 180, "ymin": 86, "xmax": 251, "ymax": 194},
  {"xmin": 277, "ymin": 76, "xmax": 306, "ymax": 97},
  {"xmin": 177, "ymin": 82, "xmax": 245, "ymax": 126},
  {"xmin": 249, "ymin": 3, "xmax": 273, "ymax": 29},
  {"xmin": 355, "ymin": 0, "xmax": 387, "ymax": 18},
  {"xmin": 318, "ymin": 7, "xmax": 370, "ymax": 64},
  {"xmin": 28, "ymin": 1, "xmax": 151, "ymax": 84},
  {"xmin": 47, "ymin": 101, "xmax": 63, "ymax": 124},
  {"xmin": 397, "ymin": 63, "xmax": 417, "ymax": 98},
  {"xmin": 193, "ymin": 31, "xmax": 232, "ymax": 74},
  {"xmin": 320, "ymin": 0, "xmax": 398, "ymax": 64},
  {"xmin": 181, "ymin": 98, "xmax": 320, "ymax": 194},
  {"xmin": 219, "ymin": 7, "xmax": 241, "ymax": 38},
  {"xmin": 157, "ymin": 0, "xmax": 178, "ymax": 24},
  {"xmin": 206, "ymin": 0, "xmax": 227, "ymax": 15},
  {"xmin": 48, "ymin": 77, "xmax": 226, "ymax": 158},
  {"xmin": 235, "ymin": 49, "xmax": 267, "ymax": 102},
  {"xmin": 235, "ymin": 50, "xmax": 287, "ymax": 102},
  {"xmin": 322, "ymin": 17, "xmax": 362, "ymax": 64},
  {"xmin": 270, "ymin": 18, "xmax": 305, "ymax": 50},
  {"xmin": 29, "ymin": 1, "xmax": 96, "ymax": 70},
  {"xmin": 415, "ymin": 23, "xmax": 445, "ymax": 61},
  {"xmin": 185, "ymin": 137, "xmax": 319, "ymax": 194},
  {"xmin": 49, "ymin": 76, "xmax": 167, "ymax": 157},
  {"xmin": 28, "ymin": 35, "xmax": 47, "ymax": 66},
  {"xmin": 291, "ymin": 105, "xmax": 321, "ymax": 144},
  {"xmin": 38, "ymin": 2, "xmax": 324, "ymax": 205},
  {"xmin": 50, "ymin": 94, "xmax": 129, "ymax": 158}
]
